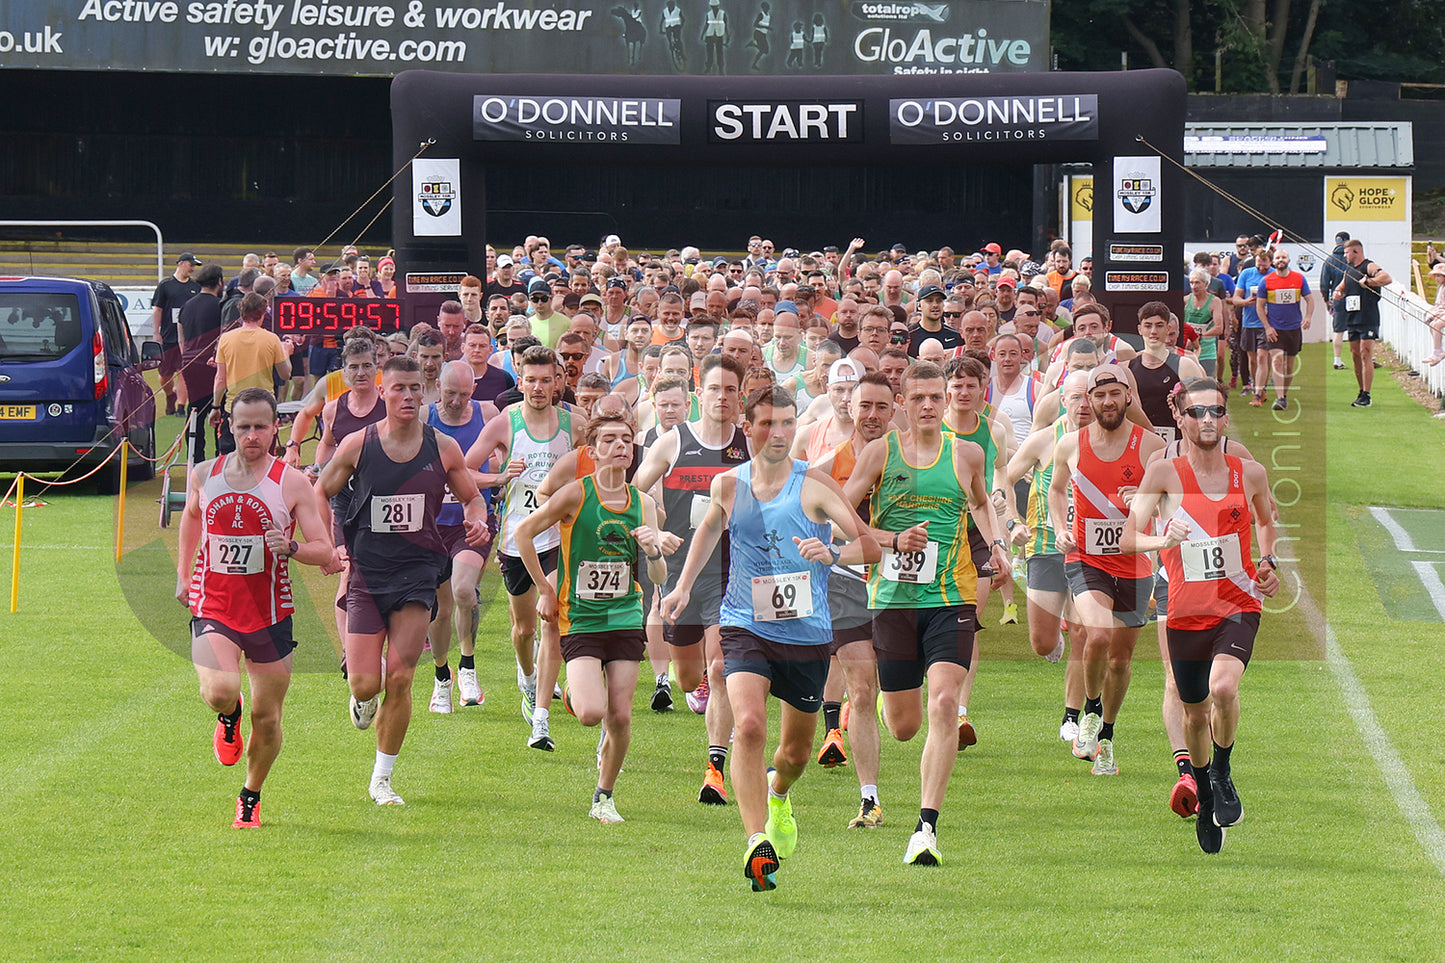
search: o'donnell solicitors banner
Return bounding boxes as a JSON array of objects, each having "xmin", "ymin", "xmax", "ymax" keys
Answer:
[{"xmin": 0, "ymin": 0, "xmax": 1048, "ymax": 76}]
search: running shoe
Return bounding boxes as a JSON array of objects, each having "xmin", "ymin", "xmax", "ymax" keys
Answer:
[
  {"xmin": 1196, "ymin": 793, "xmax": 1225, "ymax": 854},
  {"xmin": 562, "ymin": 683, "xmax": 577, "ymax": 718},
  {"xmin": 527, "ymin": 714, "xmax": 555, "ymax": 752},
  {"xmin": 1249, "ymin": 393, "xmax": 1264, "ymax": 408},
  {"xmin": 349, "ymin": 692, "xmax": 379, "ymax": 731},
  {"xmin": 369, "ymin": 774, "xmax": 404, "ymax": 806},
  {"xmin": 1351, "ymin": 391, "xmax": 1372, "ymax": 408},
  {"xmin": 998, "ymin": 602, "xmax": 1019, "ymax": 625},
  {"xmin": 957, "ymin": 713, "xmax": 977, "ymax": 751},
  {"xmin": 232, "ymin": 792, "xmax": 261, "ymax": 829},
  {"xmin": 1059, "ymin": 719, "xmax": 1080, "ymax": 743},
  {"xmin": 1072, "ymin": 712, "xmax": 1102, "ymax": 760},
  {"xmin": 1210, "ymin": 769, "xmax": 1244, "ymax": 827},
  {"xmin": 554, "ymin": 682, "xmax": 565, "ymax": 700},
  {"xmin": 699, "ymin": 762, "xmax": 728, "ymax": 805},
  {"xmin": 651, "ymin": 675, "xmax": 674, "ymax": 712},
  {"xmin": 848, "ymin": 797, "xmax": 884, "ymax": 829},
  {"xmin": 1333, "ymin": 359, "xmax": 1347, "ymax": 370},
  {"xmin": 589, "ymin": 795, "xmax": 625, "ymax": 824},
  {"xmin": 457, "ymin": 667, "xmax": 484, "ymax": 707},
  {"xmin": 429, "ymin": 677, "xmax": 454, "ymax": 714},
  {"xmin": 1046, "ymin": 635, "xmax": 1066, "ymax": 663},
  {"xmin": 817, "ymin": 728, "xmax": 848, "ymax": 768},
  {"xmin": 213, "ymin": 694, "xmax": 244, "ymax": 766},
  {"xmin": 904, "ymin": 824, "xmax": 941, "ymax": 865},
  {"xmin": 743, "ymin": 833, "xmax": 779, "ymax": 892},
  {"xmin": 685, "ymin": 675, "xmax": 710, "ymax": 714},
  {"xmin": 1091, "ymin": 738, "xmax": 1118, "ymax": 776},
  {"xmin": 1170, "ymin": 771, "xmax": 1200, "ymax": 819},
  {"xmin": 1272, "ymin": 397, "xmax": 1288, "ymax": 411},
  {"xmin": 839, "ymin": 699, "xmax": 851, "ymax": 732},
  {"xmin": 521, "ymin": 686, "xmax": 537, "ymax": 725},
  {"xmin": 766, "ymin": 789, "xmax": 798, "ymax": 859}
]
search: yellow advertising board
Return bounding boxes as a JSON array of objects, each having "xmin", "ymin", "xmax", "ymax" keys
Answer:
[
  {"xmin": 1071, "ymin": 176, "xmax": 1094, "ymax": 222},
  {"xmin": 1325, "ymin": 177, "xmax": 1406, "ymax": 221}
]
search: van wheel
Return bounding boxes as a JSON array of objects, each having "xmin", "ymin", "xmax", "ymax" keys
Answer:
[{"xmin": 131, "ymin": 425, "xmax": 157, "ymax": 483}]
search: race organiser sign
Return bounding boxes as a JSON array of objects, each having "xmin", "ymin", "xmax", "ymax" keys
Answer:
[
  {"xmin": 412, "ymin": 157, "xmax": 461, "ymax": 236},
  {"xmin": 888, "ymin": 94, "xmax": 1098, "ymax": 145},
  {"xmin": 473, "ymin": 95, "xmax": 681, "ymax": 144},
  {"xmin": 0, "ymin": 0, "xmax": 1048, "ymax": 76}
]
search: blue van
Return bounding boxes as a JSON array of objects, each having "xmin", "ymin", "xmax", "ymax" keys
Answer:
[{"xmin": 0, "ymin": 276, "xmax": 157, "ymax": 492}]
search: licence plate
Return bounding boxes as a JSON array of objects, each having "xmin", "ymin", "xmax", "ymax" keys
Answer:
[{"xmin": 0, "ymin": 405, "xmax": 36, "ymax": 420}]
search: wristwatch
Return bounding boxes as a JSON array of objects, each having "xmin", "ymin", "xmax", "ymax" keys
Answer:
[
  {"xmin": 1005, "ymin": 518, "xmax": 1019, "ymax": 532},
  {"xmin": 284, "ymin": 539, "xmax": 298, "ymax": 558},
  {"xmin": 991, "ymin": 539, "xmax": 1006, "ymax": 550},
  {"xmin": 1259, "ymin": 554, "xmax": 1277, "ymax": 570}
]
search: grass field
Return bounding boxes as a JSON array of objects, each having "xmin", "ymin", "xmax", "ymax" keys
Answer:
[{"xmin": 3, "ymin": 343, "xmax": 1444, "ymax": 961}]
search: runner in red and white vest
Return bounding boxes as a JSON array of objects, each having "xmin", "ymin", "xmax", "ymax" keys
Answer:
[
  {"xmin": 1047, "ymin": 363, "xmax": 1165, "ymax": 778},
  {"xmin": 176, "ymin": 387, "xmax": 337, "ymax": 829},
  {"xmin": 1122, "ymin": 377, "xmax": 1279, "ymax": 854}
]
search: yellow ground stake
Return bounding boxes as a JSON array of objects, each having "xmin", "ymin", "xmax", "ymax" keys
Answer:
[
  {"xmin": 115, "ymin": 441, "xmax": 129, "ymax": 562},
  {"xmin": 10, "ymin": 474, "xmax": 22, "ymax": 613}
]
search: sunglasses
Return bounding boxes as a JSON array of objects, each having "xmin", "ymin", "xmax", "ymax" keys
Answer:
[
  {"xmin": 530, "ymin": 295, "xmax": 548, "ymax": 302},
  {"xmin": 943, "ymin": 311, "xmax": 962, "ymax": 319},
  {"xmin": 891, "ymin": 332, "xmax": 909, "ymax": 344},
  {"xmin": 1182, "ymin": 404, "xmax": 1226, "ymax": 419},
  {"xmin": 560, "ymin": 351, "xmax": 586, "ymax": 362}
]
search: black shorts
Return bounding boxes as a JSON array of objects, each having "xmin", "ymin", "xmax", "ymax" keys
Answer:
[
  {"xmin": 719, "ymin": 625, "xmax": 829, "ymax": 713},
  {"xmin": 438, "ymin": 522, "xmax": 495, "ymax": 563},
  {"xmin": 871, "ymin": 605, "xmax": 977, "ymax": 692},
  {"xmin": 563, "ymin": 629, "xmax": 646, "ymax": 665},
  {"xmin": 1240, "ymin": 326, "xmax": 1267, "ymax": 353},
  {"xmin": 345, "ymin": 575, "xmax": 438, "ymax": 636},
  {"xmin": 1167, "ymin": 611, "xmax": 1261, "ymax": 704},
  {"xmin": 191, "ymin": 615, "xmax": 296, "ymax": 664},
  {"xmin": 1064, "ymin": 560, "xmax": 1152, "ymax": 628},
  {"xmin": 1331, "ymin": 305, "xmax": 1348, "ymax": 334},
  {"xmin": 500, "ymin": 548, "xmax": 559, "ymax": 597},
  {"xmin": 159, "ymin": 345, "xmax": 182, "ymax": 379},
  {"xmin": 828, "ymin": 575, "xmax": 873, "ymax": 650},
  {"xmin": 1345, "ymin": 319, "xmax": 1378, "ymax": 342},
  {"xmin": 1027, "ymin": 553, "xmax": 1068, "ymax": 594},
  {"xmin": 967, "ymin": 524, "xmax": 992, "ymax": 574},
  {"xmin": 664, "ymin": 567, "xmax": 725, "ymax": 647},
  {"xmin": 1271, "ymin": 327, "xmax": 1302, "ymax": 357}
]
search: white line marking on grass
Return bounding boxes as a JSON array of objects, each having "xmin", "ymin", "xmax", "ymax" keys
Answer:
[
  {"xmin": 1410, "ymin": 561, "xmax": 1445, "ymax": 622},
  {"xmin": 1324, "ymin": 623, "xmax": 1445, "ymax": 877},
  {"xmin": 1296, "ymin": 572, "xmax": 1445, "ymax": 877},
  {"xmin": 1368, "ymin": 506, "xmax": 1436, "ymax": 553}
]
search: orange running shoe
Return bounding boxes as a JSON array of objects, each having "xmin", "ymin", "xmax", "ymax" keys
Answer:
[
  {"xmin": 957, "ymin": 713, "xmax": 977, "ymax": 751},
  {"xmin": 233, "ymin": 792, "xmax": 261, "ymax": 829},
  {"xmin": 1170, "ymin": 771, "xmax": 1200, "ymax": 819},
  {"xmin": 839, "ymin": 700, "xmax": 851, "ymax": 732},
  {"xmin": 214, "ymin": 695, "xmax": 244, "ymax": 767},
  {"xmin": 817, "ymin": 728, "xmax": 849, "ymax": 768},
  {"xmin": 699, "ymin": 761, "xmax": 728, "ymax": 805}
]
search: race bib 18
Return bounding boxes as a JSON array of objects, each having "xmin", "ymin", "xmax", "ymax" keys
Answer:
[{"xmin": 1180, "ymin": 533, "xmax": 1245, "ymax": 583}]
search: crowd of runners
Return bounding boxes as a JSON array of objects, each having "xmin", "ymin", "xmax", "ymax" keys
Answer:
[{"xmin": 169, "ymin": 230, "xmax": 1324, "ymax": 885}]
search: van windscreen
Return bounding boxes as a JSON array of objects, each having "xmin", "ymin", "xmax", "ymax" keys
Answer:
[{"xmin": 0, "ymin": 293, "xmax": 84, "ymax": 360}]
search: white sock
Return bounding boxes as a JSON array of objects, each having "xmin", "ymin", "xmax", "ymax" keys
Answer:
[
  {"xmin": 768, "ymin": 781, "xmax": 787, "ymax": 800},
  {"xmin": 958, "ymin": 704, "xmax": 968, "ymax": 716},
  {"xmin": 372, "ymin": 751, "xmax": 397, "ymax": 781},
  {"xmin": 861, "ymin": 784, "xmax": 880, "ymax": 805},
  {"xmin": 534, "ymin": 706, "xmax": 549, "ymax": 723}
]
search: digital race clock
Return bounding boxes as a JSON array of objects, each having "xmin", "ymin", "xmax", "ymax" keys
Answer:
[{"xmin": 274, "ymin": 297, "xmax": 403, "ymax": 334}]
